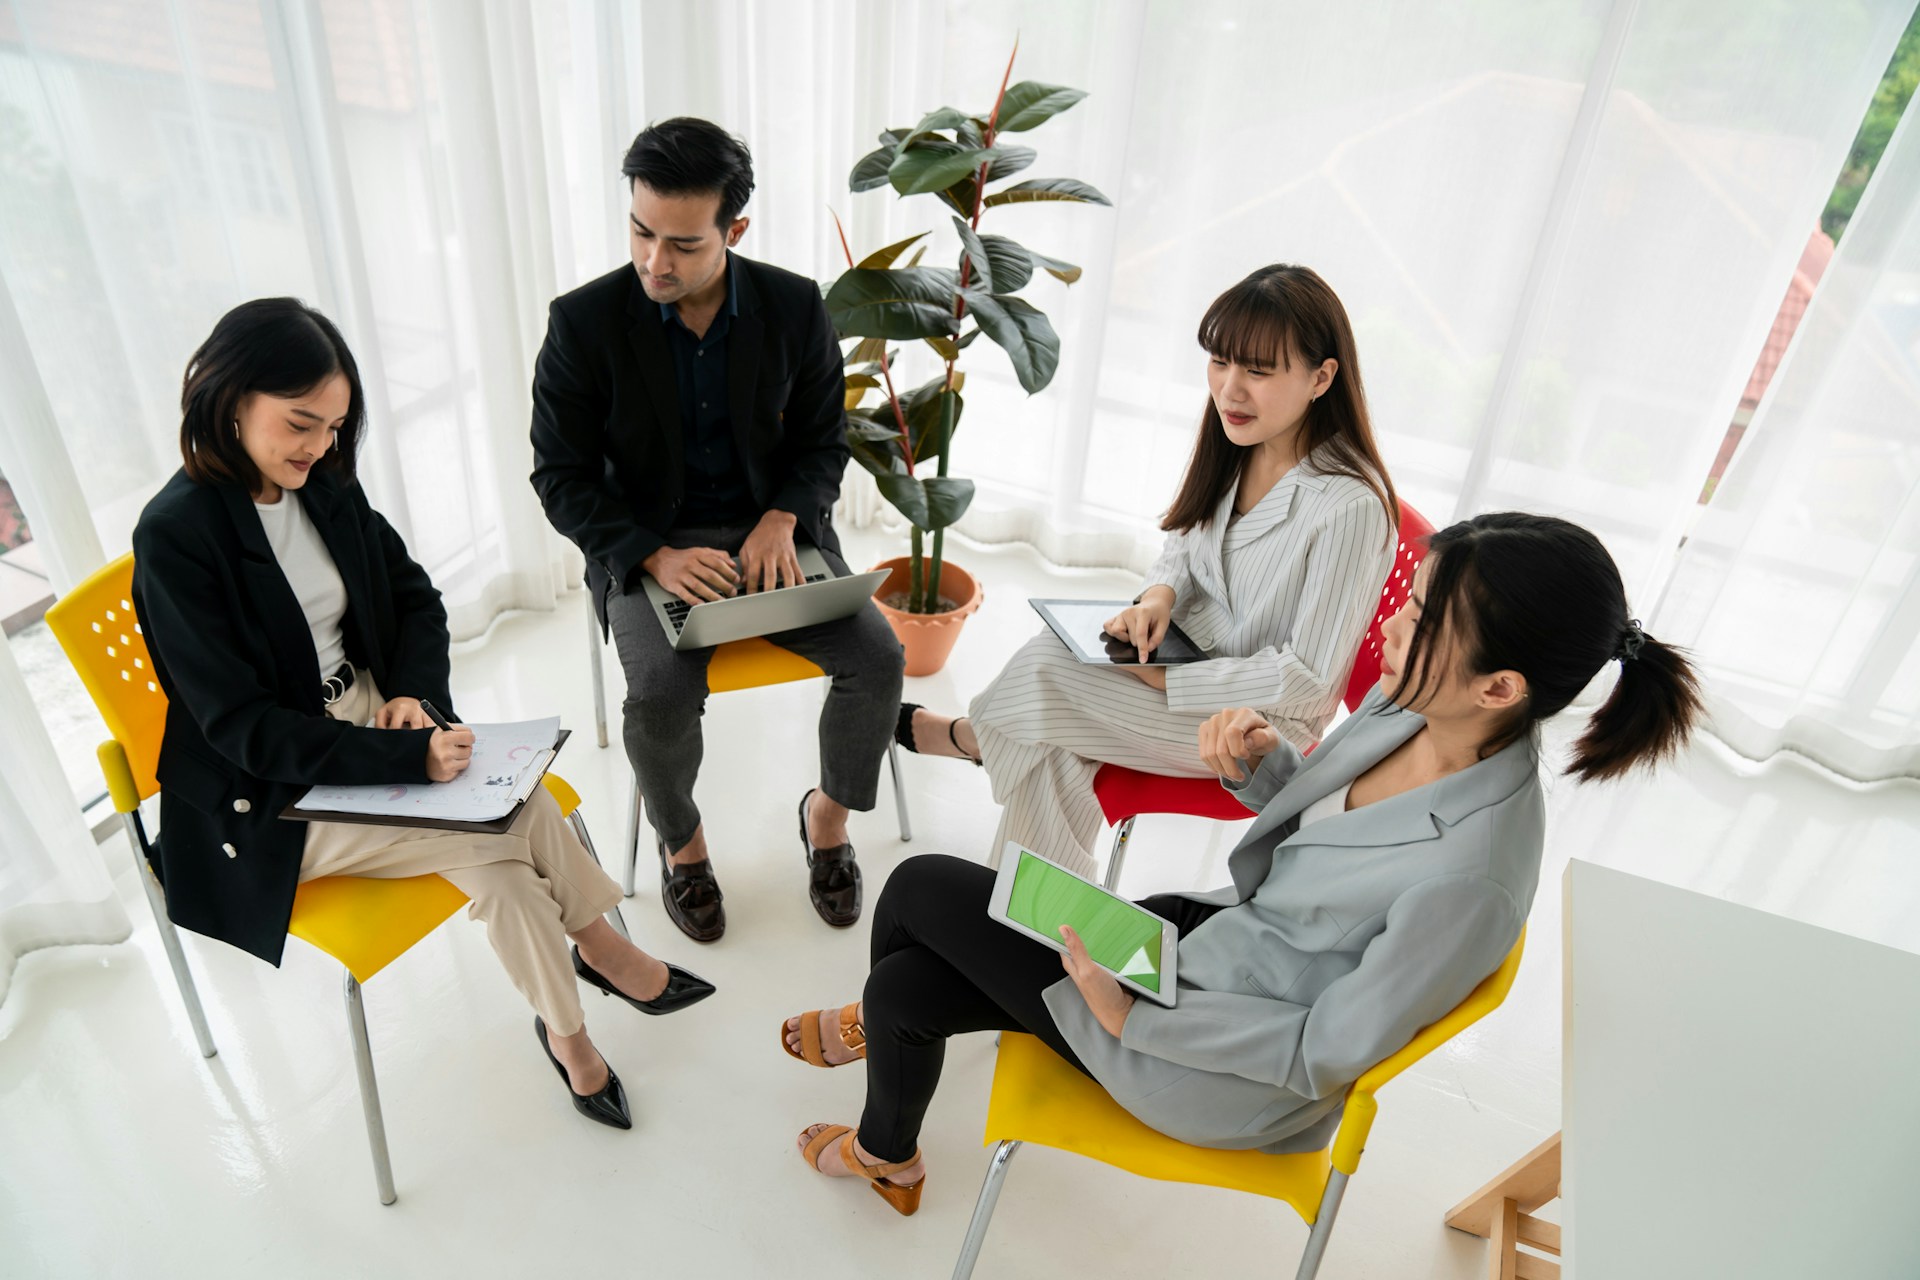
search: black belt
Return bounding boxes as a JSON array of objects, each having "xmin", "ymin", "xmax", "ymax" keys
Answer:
[{"xmin": 321, "ymin": 663, "xmax": 356, "ymax": 705}]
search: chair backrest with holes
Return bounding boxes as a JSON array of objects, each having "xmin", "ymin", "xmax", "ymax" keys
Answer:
[
  {"xmin": 45, "ymin": 553, "xmax": 168, "ymax": 801},
  {"xmin": 1341, "ymin": 503, "xmax": 1435, "ymax": 713}
]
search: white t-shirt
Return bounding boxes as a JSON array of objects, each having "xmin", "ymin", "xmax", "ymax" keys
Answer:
[
  {"xmin": 254, "ymin": 492, "xmax": 348, "ymax": 676},
  {"xmin": 1297, "ymin": 780, "xmax": 1352, "ymax": 828}
]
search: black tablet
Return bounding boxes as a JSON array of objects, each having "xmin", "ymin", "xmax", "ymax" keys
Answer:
[{"xmin": 1029, "ymin": 598, "xmax": 1209, "ymax": 667}]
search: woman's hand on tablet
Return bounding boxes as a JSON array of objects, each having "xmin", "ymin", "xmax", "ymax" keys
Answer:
[
  {"xmin": 1060, "ymin": 924, "xmax": 1136, "ymax": 1038},
  {"xmin": 1119, "ymin": 665, "xmax": 1169, "ymax": 690},
  {"xmin": 1199, "ymin": 707, "xmax": 1281, "ymax": 781},
  {"xmin": 1102, "ymin": 587, "xmax": 1174, "ymax": 663}
]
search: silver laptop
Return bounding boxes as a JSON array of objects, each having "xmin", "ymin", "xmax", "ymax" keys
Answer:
[{"xmin": 642, "ymin": 545, "xmax": 890, "ymax": 650}]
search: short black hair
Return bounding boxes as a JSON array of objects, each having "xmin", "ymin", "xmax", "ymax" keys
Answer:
[
  {"xmin": 621, "ymin": 117, "xmax": 755, "ymax": 229},
  {"xmin": 178, "ymin": 298, "xmax": 364, "ymax": 493}
]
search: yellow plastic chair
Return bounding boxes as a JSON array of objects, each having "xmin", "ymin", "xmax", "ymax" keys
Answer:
[
  {"xmin": 47, "ymin": 553, "xmax": 627, "ymax": 1204},
  {"xmin": 610, "ymin": 633, "xmax": 914, "ymax": 892},
  {"xmin": 951, "ymin": 932, "xmax": 1528, "ymax": 1279}
]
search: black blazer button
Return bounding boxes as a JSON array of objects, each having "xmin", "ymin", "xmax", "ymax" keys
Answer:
[{"xmin": 232, "ymin": 799, "xmax": 251, "ymax": 814}]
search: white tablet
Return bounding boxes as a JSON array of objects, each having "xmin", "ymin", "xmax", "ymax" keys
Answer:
[{"xmin": 988, "ymin": 843, "xmax": 1179, "ymax": 1007}]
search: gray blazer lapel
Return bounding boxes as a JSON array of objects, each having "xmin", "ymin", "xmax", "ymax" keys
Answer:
[
  {"xmin": 1279, "ymin": 727, "xmax": 1542, "ymax": 853},
  {"xmin": 1225, "ymin": 698, "xmax": 1423, "ymax": 898}
]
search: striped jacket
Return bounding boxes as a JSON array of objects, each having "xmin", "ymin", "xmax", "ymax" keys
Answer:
[{"xmin": 1144, "ymin": 456, "xmax": 1393, "ymax": 749}]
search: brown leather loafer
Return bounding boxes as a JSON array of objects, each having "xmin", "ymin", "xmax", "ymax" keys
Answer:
[{"xmin": 659, "ymin": 838, "xmax": 725, "ymax": 943}]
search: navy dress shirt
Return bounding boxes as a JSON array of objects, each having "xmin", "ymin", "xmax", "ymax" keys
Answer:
[{"xmin": 662, "ymin": 255, "xmax": 758, "ymax": 529}]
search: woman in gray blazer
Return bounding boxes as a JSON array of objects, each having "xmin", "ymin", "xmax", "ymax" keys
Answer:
[
  {"xmin": 780, "ymin": 512, "xmax": 1701, "ymax": 1213},
  {"xmin": 894, "ymin": 265, "xmax": 1401, "ymax": 879}
]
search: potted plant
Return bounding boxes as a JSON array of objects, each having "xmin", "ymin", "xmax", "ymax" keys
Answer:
[{"xmin": 825, "ymin": 46, "xmax": 1109, "ymax": 676}]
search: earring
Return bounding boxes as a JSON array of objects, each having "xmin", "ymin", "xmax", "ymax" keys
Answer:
[{"xmin": 232, "ymin": 419, "xmax": 241, "ymax": 439}]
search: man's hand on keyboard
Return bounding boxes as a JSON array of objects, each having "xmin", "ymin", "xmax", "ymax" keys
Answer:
[
  {"xmin": 740, "ymin": 510, "xmax": 804, "ymax": 594},
  {"xmin": 641, "ymin": 545, "xmax": 740, "ymax": 606}
]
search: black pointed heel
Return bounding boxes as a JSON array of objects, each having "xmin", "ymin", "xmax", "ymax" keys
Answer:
[
  {"xmin": 533, "ymin": 1016, "xmax": 631, "ymax": 1130},
  {"xmin": 571, "ymin": 946, "xmax": 716, "ymax": 1016}
]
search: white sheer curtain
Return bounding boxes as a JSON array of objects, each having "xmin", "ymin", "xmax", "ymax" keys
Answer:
[
  {"xmin": 0, "ymin": 0, "xmax": 578, "ymax": 638},
  {"xmin": 832, "ymin": 0, "xmax": 1911, "ymax": 607},
  {"xmin": 0, "ymin": 249, "xmax": 126, "ymax": 1007},
  {"xmin": 1654, "ymin": 104, "xmax": 1920, "ymax": 782},
  {"xmin": 0, "ymin": 0, "xmax": 1915, "ymax": 985}
]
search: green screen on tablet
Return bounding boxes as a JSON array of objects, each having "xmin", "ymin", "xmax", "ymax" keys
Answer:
[{"xmin": 1005, "ymin": 849, "xmax": 1165, "ymax": 994}]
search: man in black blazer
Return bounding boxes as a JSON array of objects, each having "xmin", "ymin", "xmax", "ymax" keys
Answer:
[{"xmin": 529, "ymin": 118, "xmax": 903, "ymax": 943}]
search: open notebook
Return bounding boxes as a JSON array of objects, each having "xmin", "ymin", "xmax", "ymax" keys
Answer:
[{"xmin": 281, "ymin": 717, "xmax": 565, "ymax": 834}]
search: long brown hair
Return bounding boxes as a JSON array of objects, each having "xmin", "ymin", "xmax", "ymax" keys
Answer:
[{"xmin": 1163, "ymin": 265, "xmax": 1396, "ymax": 536}]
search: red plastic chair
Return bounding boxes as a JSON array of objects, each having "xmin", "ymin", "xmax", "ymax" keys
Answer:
[{"xmin": 1089, "ymin": 502, "xmax": 1435, "ymax": 891}]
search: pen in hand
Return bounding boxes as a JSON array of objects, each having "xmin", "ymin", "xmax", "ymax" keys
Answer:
[{"xmin": 418, "ymin": 700, "xmax": 453, "ymax": 731}]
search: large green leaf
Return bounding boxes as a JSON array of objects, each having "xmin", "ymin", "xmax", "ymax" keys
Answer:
[
  {"xmin": 921, "ymin": 476, "xmax": 975, "ymax": 530},
  {"xmin": 963, "ymin": 290, "xmax": 1060, "ymax": 394},
  {"xmin": 849, "ymin": 144, "xmax": 896, "ymax": 192},
  {"xmin": 850, "ymin": 437, "xmax": 900, "ymax": 480},
  {"xmin": 982, "ymin": 178, "xmax": 1112, "ymax": 208},
  {"xmin": 993, "ymin": 82, "xmax": 1088, "ymax": 133},
  {"xmin": 977, "ymin": 234, "xmax": 1034, "ymax": 292},
  {"xmin": 951, "ymin": 217, "xmax": 993, "ymax": 293},
  {"xmin": 983, "ymin": 144, "xmax": 1036, "ymax": 183},
  {"xmin": 936, "ymin": 176, "xmax": 979, "ymax": 218},
  {"xmin": 875, "ymin": 472, "xmax": 975, "ymax": 532},
  {"xmin": 890, "ymin": 142, "xmax": 1003, "ymax": 196},
  {"xmin": 856, "ymin": 231, "xmax": 928, "ymax": 270},
  {"xmin": 899, "ymin": 378, "xmax": 965, "ymax": 464},
  {"xmin": 904, "ymin": 106, "xmax": 973, "ymax": 141},
  {"xmin": 826, "ymin": 268, "xmax": 960, "ymax": 340}
]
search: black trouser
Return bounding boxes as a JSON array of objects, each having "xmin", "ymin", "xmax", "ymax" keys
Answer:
[{"xmin": 857, "ymin": 853, "xmax": 1224, "ymax": 1163}]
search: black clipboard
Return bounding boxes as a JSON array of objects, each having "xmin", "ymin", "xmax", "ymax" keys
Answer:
[{"xmin": 279, "ymin": 729, "xmax": 571, "ymax": 835}]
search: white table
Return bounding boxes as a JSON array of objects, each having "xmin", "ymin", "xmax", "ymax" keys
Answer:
[{"xmin": 1563, "ymin": 859, "xmax": 1920, "ymax": 1278}]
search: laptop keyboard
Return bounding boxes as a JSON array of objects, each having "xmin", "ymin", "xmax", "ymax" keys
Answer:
[{"xmin": 665, "ymin": 572, "xmax": 832, "ymax": 633}]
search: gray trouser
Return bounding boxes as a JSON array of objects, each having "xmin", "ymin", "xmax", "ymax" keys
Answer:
[{"xmin": 604, "ymin": 525, "xmax": 905, "ymax": 851}]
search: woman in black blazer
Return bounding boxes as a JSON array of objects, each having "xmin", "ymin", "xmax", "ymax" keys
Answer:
[{"xmin": 132, "ymin": 298, "xmax": 712, "ymax": 1130}]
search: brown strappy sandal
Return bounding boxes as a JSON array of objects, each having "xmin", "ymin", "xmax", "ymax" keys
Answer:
[
  {"xmin": 798, "ymin": 1124, "xmax": 925, "ymax": 1217},
  {"xmin": 779, "ymin": 1001, "xmax": 866, "ymax": 1068}
]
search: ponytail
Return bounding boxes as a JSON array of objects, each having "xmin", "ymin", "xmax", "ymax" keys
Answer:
[
  {"xmin": 1567, "ymin": 627, "xmax": 1703, "ymax": 782},
  {"xmin": 1399, "ymin": 515, "xmax": 1703, "ymax": 781}
]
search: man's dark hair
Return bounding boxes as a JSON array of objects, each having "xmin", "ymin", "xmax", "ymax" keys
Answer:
[{"xmin": 621, "ymin": 117, "xmax": 755, "ymax": 228}]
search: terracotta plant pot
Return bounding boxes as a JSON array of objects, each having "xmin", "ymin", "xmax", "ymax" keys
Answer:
[{"xmin": 871, "ymin": 555, "xmax": 984, "ymax": 677}]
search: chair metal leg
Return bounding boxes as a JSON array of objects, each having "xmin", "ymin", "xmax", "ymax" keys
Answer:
[
  {"xmin": 569, "ymin": 811, "xmax": 630, "ymax": 941},
  {"xmin": 952, "ymin": 1139, "xmax": 1022, "ymax": 1279},
  {"xmin": 1294, "ymin": 1169, "xmax": 1350, "ymax": 1279},
  {"xmin": 586, "ymin": 591, "xmax": 608, "ymax": 748},
  {"xmin": 621, "ymin": 770, "xmax": 642, "ymax": 898},
  {"xmin": 343, "ymin": 971, "xmax": 397, "ymax": 1206},
  {"xmin": 1102, "ymin": 816, "xmax": 1137, "ymax": 893},
  {"xmin": 886, "ymin": 741, "xmax": 913, "ymax": 843},
  {"xmin": 125, "ymin": 813, "xmax": 217, "ymax": 1059}
]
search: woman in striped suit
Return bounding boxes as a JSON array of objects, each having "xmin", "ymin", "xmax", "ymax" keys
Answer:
[{"xmin": 898, "ymin": 265, "xmax": 1400, "ymax": 877}]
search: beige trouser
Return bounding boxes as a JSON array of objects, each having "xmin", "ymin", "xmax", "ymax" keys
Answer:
[{"xmin": 300, "ymin": 672, "xmax": 622, "ymax": 1035}]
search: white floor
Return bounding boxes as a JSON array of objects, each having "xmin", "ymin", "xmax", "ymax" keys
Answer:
[{"xmin": 5, "ymin": 526, "xmax": 1918, "ymax": 1279}]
